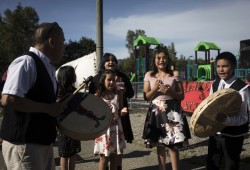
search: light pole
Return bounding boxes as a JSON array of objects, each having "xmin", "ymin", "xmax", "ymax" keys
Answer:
[{"xmin": 96, "ymin": 0, "xmax": 103, "ymax": 74}]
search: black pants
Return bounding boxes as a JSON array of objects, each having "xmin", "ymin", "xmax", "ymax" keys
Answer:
[{"xmin": 206, "ymin": 134, "xmax": 244, "ymax": 170}]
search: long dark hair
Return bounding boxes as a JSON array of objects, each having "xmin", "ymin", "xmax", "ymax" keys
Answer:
[
  {"xmin": 150, "ymin": 49, "xmax": 172, "ymax": 77},
  {"xmin": 99, "ymin": 53, "xmax": 118, "ymax": 72},
  {"xmin": 97, "ymin": 70, "xmax": 116, "ymax": 96},
  {"xmin": 57, "ymin": 66, "xmax": 76, "ymax": 95}
]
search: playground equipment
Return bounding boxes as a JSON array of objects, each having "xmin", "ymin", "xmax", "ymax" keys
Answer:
[
  {"xmin": 197, "ymin": 64, "xmax": 212, "ymax": 81},
  {"xmin": 193, "ymin": 41, "xmax": 220, "ymax": 81},
  {"xmin": 132, "ymin": 35, "xmax": 160, "ymax": 97},
  {"xmin": 133, "ymin": 35, "xmax": 160, "ymax": 82},
  {"xmin": 194, "ymin": 41, "xmax": 220, "ymax": 64},
  {"xmin": 131, "ymin": 38, "xmax": 249, "ymax": 110},
  {"xmin": 130, "ymin": 73, "xmax": 136, "ymax": 82},
  {"xmin": 135, "ymin": 58, "xmax": 146, "ymax": 82}
]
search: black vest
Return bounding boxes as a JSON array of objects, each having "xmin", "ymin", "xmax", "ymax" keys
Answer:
[
  {"xmin": 0, "ymin": 52, "xmax": 57, "ymax": 145},
  {"xmin": 212, "ymin": 78, "xmax": 249, "ymax": 136}
]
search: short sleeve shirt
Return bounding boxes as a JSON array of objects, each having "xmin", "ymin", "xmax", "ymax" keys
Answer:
[{"xmin": 2, "ymin": 47, "xmax": 57, "ymax": 97}]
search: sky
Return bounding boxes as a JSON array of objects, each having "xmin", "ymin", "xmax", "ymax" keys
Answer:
[{"xmin": 1, "ymin": 0, "xmax": 250, "ymax": 59}]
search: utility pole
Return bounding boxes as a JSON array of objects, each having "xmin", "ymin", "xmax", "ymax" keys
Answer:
[{"xmin": 96, "ymin": 0, "xmax": 103, "ymax": 73}]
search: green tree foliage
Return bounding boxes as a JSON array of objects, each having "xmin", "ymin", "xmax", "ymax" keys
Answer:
[
  {"xmin": 118, "ymin": 57, "xmax": 134, "ymax": 77},
  {"xmin": 175, "ymin": 54, "xmax": 187, "ymax": 69},
  {"xmin": 122, "ymin": 29, "xmax": 146, "ymax": 74},
  {"xmin": 126, "ymin": 29, "xmax": 146, "ymax": 55},
  {"xmin": 167, "ymin": 42, "xmax": 177, "ymax": 64},
  {"xmin": 177, "ymin": 54, "xmax": 187, "ymax": 65},
  {"xmin": 0, "ymin": 3, "xmax": 39, "ymax": 75},
  {"xmin": 0, "ymin": 4, "xmax": 96, "ymax": 78},
  {"xmin": 0, "ymin": 3, "xmax": 96, "ymax": 77},
  {"xmin": 59, "ymin": 37, "xmax": 96, "ymax": 67}
]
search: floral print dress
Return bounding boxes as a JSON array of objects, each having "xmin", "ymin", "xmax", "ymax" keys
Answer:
[
  {"xmin": 142, "ymin": 99, "xmax": 185, "ymax": 148},
  {"xmin": 94, "ymin": 95, "xmax": 126, "ymax": 156},
  {"xmin": 142, "ymin": 73, "xmax": 186, "ymax": 148}
]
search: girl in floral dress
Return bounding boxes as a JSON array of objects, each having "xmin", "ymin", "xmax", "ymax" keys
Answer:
[
  {"xmin": 142, "ymin": 49, "xmax": 186, "ymax": 170},
  {"xmin": 94, "ymin": 70, "xmax": 126, "ymax": 170}
]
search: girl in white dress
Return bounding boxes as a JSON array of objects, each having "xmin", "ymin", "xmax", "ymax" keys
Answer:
[{"xmin": 94, "ymin": 70, "xmax": 126, "ymax": 170}]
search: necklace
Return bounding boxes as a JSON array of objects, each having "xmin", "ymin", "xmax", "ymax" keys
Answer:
[
  {"xmin": 157, "ymin": 72, "xmax": 166, "ymax": 79},
  {"xmin": 156, "ymin": 72, "xmax": 170, "ymax": 83}
]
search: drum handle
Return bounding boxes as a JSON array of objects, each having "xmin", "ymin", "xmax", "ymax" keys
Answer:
[
  {"xmin": 73, "ymin": 81, "xmax": 87, "ymax": 94},
  {"xmin": 62, "ymin": 76, "xmax": 93, "ymax": 105}
]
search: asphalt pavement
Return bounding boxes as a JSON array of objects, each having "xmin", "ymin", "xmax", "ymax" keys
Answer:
[
  {"xmin": 1, "ymin": 134, "xmax": 250, "ymax": 170},
  {"xmin": 1, "ymin": 140, "xmax": 207, "ymax": 170}
]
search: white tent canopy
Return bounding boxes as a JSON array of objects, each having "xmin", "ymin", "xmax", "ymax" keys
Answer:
[{"xmin": 57, "ymin": 52, "xmax": 97, "ymax": 88}]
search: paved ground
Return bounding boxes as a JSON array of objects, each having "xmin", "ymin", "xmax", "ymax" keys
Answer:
[
  {"xmin": 1, "ymin": 139, "xmax": 249, "ymax": 170},
  {"xmin": 0, "ymin": 140, "xmax": 208, "ymax": 170},
  {"xmin": 55, "ymin": 140, "xmax": 206, "ymax": 170},
  {"xmin": 1, "ymin": 121, "xmax": 250, "ymax": 170},
  {"xmin": 1, "ymin": 102, "xmax": 250, "ymax": 170}
]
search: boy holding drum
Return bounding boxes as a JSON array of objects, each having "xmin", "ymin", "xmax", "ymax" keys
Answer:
[{"xmin": 206, "ymin": 52, "xmax": 249, "ymax": 170}]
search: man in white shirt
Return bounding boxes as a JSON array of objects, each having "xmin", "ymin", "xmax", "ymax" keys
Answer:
[{"xmin": 1, "ymin": 22, "xmax": 65, "ymax": 170}]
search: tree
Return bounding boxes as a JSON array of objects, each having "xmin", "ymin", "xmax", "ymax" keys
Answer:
[
  {"xmin": 118, "ymin": 57, "xmax": 134, "ymax": 77},
  {"xmin": 175, "ymin": 54, "xmax": 187, "ymax": 70},
  {"xmin": 120, "ymin": 29, "xmax": 146, "ymax": 74},
  {"xmin": 0, "ymin": 4, "xmax": 96, "ymax": 77},
  {"xmin": 125, "ymin": 29, "xmax": 145, "ymax": 55},
  {"xmin": 0, "ymin": 3, "xmax": 39, "ymax": 75},
  {"xmin": 58, "ymin": 37, "xmax": 96, "ymax": 67},
  {"xmin": 167, "ymin": 42, "xmax": 177, "ymax": 63}
]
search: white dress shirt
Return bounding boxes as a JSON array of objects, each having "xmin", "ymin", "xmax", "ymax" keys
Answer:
[
  {"xmin": 210, "ymin": 75, "xmax": 249, "ymax": 126},
  {"xmin": 2, "ymin": 47, "xmax": 57, "ymax": 97}
]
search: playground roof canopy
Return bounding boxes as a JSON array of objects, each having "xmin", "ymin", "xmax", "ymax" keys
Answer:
[
  {"xmin": 133, "ymin": 35, "xmax": 160, "ymax": 46},
  {"xmin": 194, "ymin": 41, "xmax": 221, "ymax": 51}
]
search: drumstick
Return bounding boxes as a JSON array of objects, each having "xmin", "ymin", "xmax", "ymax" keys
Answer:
[{"xmin": 62, "ymin": 76, "xmax": 93, "ymax": 105}]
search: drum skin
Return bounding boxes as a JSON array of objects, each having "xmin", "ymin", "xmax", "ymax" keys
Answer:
[
  {"xmin": 57, "ymin": 93, "xmax": 112, "ymax": 141},
  {"xmin": 190, "ymin": 88, "xmax": 242, "ymax": 138}
]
